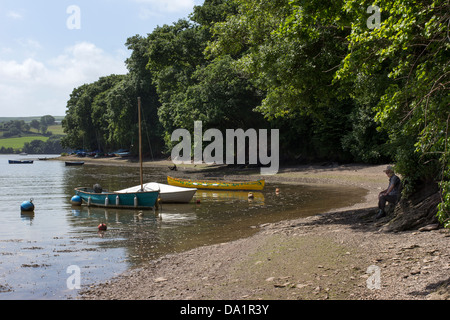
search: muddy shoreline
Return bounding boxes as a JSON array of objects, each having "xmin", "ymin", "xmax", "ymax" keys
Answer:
[{"xmin": 67, "ymin": 157, "xmax": 449, "ymax": 300}]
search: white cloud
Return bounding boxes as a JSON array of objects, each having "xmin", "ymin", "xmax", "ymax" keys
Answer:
[
  {"xmin": 16, "ymin": 38, "xmax": 43, "ymax": 51},
  {"xmin": 48, "ymin": 42, "xmax": 127, "ymax": 87},
  {"xmin": 7, "ymin": 11, "xmax": 23, "ymax": 20},
  {"xmin": 0, "ymin": 42, "xmax": 128, "ymax": 116},
  {"xmin": 0, "ymin": 58, "xmax": 46, "ymax": 82},
  {"xmin": 0, "ymin": 42, "xmax": 127, "ymax": 87}
]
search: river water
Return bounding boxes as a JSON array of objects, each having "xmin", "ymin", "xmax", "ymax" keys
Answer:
[{"xmin": 0, "ymin": 154, "xmax": 365, "ymax": 299}]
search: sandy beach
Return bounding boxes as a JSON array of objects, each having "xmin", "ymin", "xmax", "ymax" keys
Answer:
[{"xmin": 70, "ymin": 156, "xmax": 449, "ymax": 300}]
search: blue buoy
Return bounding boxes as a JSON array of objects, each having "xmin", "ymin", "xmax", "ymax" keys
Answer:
[
  {"xmin": 71, "ymin": 195, "xmax": 82, "ymax": 206},
  {"xmin": 21, "ymin": 199, "xmax": 35, "ymax": 212}
]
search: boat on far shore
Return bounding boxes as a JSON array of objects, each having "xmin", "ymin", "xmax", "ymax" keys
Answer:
[
  {"xmin": 9, "ymin": 160, "xmax": 34, "ymax": 164},
  {"xmin": 115, "ymin": 151, "xmax": 131, "ymax": 158}
]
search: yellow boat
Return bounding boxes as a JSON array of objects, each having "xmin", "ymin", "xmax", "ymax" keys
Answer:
[{"xmin": 167, "ymin": 176, "xmax": 265, "ymax": 191}]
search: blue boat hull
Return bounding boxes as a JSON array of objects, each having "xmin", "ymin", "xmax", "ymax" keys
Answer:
[
  {"xmin": 75, "ymin": 188, "xmax": 159, "ymax": 210},
  {"xmin": 9, "ymin": 160, "xmax": 34, "ymax": 164}
]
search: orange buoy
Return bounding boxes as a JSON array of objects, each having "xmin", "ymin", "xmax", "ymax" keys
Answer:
[{"xmin": 98, "ymin": 223, "xmax": 107, "ymax": 231}]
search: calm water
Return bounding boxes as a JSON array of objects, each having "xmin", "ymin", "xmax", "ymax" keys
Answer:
[{"xmin": 0, "ymin": 154, "xmax": 365, "ymax": 299}]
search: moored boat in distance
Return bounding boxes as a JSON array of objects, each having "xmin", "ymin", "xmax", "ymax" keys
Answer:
[
  {"xmin": 167, "ymin": 176, "xmax": 265, "ymax": 191},
  {"xmin": 9, "ymin": 160, "xmax": 34, "ymax": 164},
  {"xmin": 65, "ymin": 161, "xmax": 85, "ymax": 166},
  {"xmin": 74, "ymin": 187, "xmax": 159, "ymax": 209}
]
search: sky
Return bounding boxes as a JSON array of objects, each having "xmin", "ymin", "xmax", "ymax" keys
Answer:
[{"xmin": 0, "ymin": 0, "xmax": 204, "ymax": 117}]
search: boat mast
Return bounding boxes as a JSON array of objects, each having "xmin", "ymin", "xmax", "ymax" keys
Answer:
[{"xmin": 138, "ymin": 97, "xmax": 144, "ymax": 191}]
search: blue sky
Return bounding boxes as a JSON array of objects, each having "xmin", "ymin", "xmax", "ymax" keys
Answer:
[{"xmin": 0, "ymin": 0, "xmax": 204, "ymax": 117}]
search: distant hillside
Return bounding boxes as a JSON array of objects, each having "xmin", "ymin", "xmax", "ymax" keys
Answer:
[
  {"xmin": 0, "ymin": 116, "xmax": 65, "ymax": 123},
  {"xmin": 0, "ymin": 117, "xmax": 66, "ymax": 153}
]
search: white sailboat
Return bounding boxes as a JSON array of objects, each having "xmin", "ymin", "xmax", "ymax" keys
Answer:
[
  {"xmin": 113, "ymin": 97, "xmax": 196, "ymax": 204},
  {"xmin": 74, "ymin": 98, "xmax": 160, "ymax": 209},
  {"xmin": 116, "ymin": 182, "xmax": 197, "ymax": 203}
]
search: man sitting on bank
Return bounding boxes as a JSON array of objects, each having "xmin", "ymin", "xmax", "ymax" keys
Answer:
[{"xmin": 377, "ymin": 166, "xmax": 401, "ymax": 219}]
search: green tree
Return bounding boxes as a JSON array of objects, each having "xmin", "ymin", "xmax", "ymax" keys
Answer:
[
  {"xmin": 147, "ymin": 18, "xmax": 209, "ymax": 140},
  {"xmin": 147, "ymin": 1, "xmax": 265, "ymax": 152},
  {"xmin": 209, "ymin": 0, "xmax": 449, "ymax": 228},
  {"xmin": 40, "ymin": 115, "xmax": 55, "ymax": 126},
  {"xmin": 336, "ymin": 0, "xmax": 449, "ymax": 226},
  {"xmin": 208, "ymin": 0, "xmax": 388, "ymax": 161},
  {"xmin": 61, "ymin": 35, "xmax": 164, "ymax": 157},
  {"xmin": 30, "ymin": 119, "xmax": 40, "ymax": 131},
  {"xmin": 23, "ymin": 140, "xmax": 45, "ymax": 154},
  {"xmin": 123, "ymin": 35, "xmax": 164, "ymax": 157},
  {"xmin": 62, "ymin": 75, "xmax": 126, "ymax": 151}
]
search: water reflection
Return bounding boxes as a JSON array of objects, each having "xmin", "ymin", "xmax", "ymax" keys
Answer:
[
  {"xmin": 70, "ymin": 206, "xmax": 162, "ymax": 226},
  {"xmin": 20, "ymin": 211, "xmax": 35, "ymax": 224},
  {"xmin": 65, "ymin": 180, "xmax": 366, "ymax": 267},
  {"xmin": 197, "ymin": 190, "xmax": 265, "ymax": 204}
]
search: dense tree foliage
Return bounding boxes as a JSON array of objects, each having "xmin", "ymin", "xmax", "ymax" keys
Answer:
[
  {"xmin": 22, "ymin": 136, "xmax": 66, "ymax": 154},
  {"xmin": 148, "ymin": 4, "xmax": 266, "ymax": 151},
  {"xmin": 336, "ymin": 1, "xmax": 444, "ymax": 169},
  {"xmin": 61, "ymin": 38, "xmax": 163, "ymax": 157},
  {"xmin": 207, "ymin": 0, "xmax": 391, "ymax": 162},
  {"xmin": 337, "ymin": 0, "xmax": 449, "ymax": 226},
  {"xmin": 1, "ymin": 120, "xmax": 30, "ymax": 138},
  {"xmin": 61, "ymin": 0, "xmax": 449, "ymax": 226}
]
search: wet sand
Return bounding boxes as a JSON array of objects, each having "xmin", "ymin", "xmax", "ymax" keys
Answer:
[{"xmin": 68, "ymin": 157, "xmax": 449, "ymax": 300}]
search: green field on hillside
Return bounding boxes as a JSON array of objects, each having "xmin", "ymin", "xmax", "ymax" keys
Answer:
[
  {"xmin": 0, "ymin": 136, "xmax": 49, "ymax": 150},
  {"xmin": 0, "ymin": 119, "xmax": 65, "ymax": 151},
  {"xmin": 47, "ymin": 124, "xmax": 65, "ymax": 135}
]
